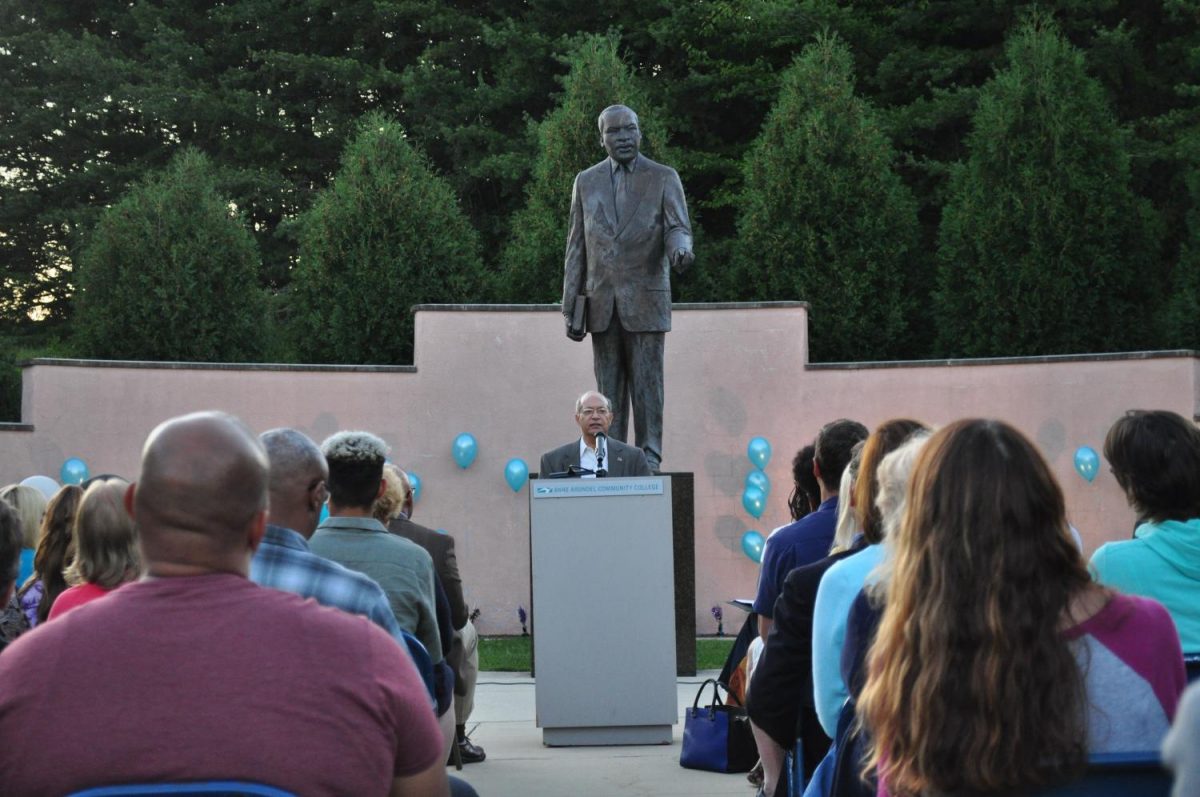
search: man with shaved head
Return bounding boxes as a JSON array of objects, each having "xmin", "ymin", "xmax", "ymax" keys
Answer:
[{"xmin": 0, "ymin": 412, "xmax": 449, "ymax": 796}]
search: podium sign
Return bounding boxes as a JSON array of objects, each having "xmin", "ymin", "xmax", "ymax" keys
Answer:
[{"xmin": 529, "ymin": 475, "xmax": 677, "ymax": 746}]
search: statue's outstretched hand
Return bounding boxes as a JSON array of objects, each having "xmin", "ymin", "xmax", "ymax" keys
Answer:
[{"xmin": 670, "ymin": 249, "xmax": 695, "ymax": 272}]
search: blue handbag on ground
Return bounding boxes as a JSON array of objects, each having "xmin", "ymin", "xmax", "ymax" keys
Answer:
[{"xmin": 680, "ymin": 678, "xmax": 758, "ymax": 773}]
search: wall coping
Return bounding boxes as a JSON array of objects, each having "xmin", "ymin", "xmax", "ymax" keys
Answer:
[
  {"xmin": 809, "ymin": 349, "xmax": 1200, "ymax": 370},
  {"xmin": 25, "ymin": 349, "xmax": 1198, "ymax": 374},
  {"xmin": 409, "ymin": 301, "xmax": 811, "ymax": 312},
  {"xmin": 21, "ymin": 358, "xmax": 416, "ymax": 373}
]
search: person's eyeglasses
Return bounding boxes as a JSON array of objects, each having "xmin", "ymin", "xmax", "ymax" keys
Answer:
[{"xmin": 578, "ymin": 407, "xmax": 611, "ymax": 418}]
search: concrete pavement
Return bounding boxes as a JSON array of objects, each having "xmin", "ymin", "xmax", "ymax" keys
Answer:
[{"xmin": 447, "ymin": 671, "xmax": 756, "ymax": 797}]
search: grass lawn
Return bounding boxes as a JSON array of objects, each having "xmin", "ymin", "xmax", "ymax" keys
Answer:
[{"xmin": 479, "ymin": 635, "xmax": 736, "ymax": 672}]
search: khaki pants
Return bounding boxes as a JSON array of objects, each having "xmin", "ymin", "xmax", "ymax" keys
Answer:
[{"xmin": 453, "ymin": 619, "xmax": 479, "ymax": 725}]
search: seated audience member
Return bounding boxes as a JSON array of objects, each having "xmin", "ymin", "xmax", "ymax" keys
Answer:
[
  {"xmin": 1090, "ymin": 409, "xmax": 1200, "ymax": 651},
  {"xmin": 0, "ymin": 502, "xmax": 26, "ymax": 654},
  {"xmin": 812, "ymin": 421, "xmax": 930, "ymax": 736},
  {"xmin": 790, "ymin": 445, "xmax": 821, "ymax": 525},
  {"xmin": 754, "ymin": 420, "xmax": 868, "ymax": 639},
  {"xmin": 311, "ymin": 431, "xmax": 442, "ymax": 664},
  {"xmin": 748, "ymin": 441, "xmax": 865, "ymax": 797},
  {"xmin": 751, "ymin": 421, "xmax": 925, "ymax": 797},
  {"xmin": 0, "ymin": 484, "xmax": 47, "ymax": 588},
  {"xmin": 859, "ymin": 419, "xmax": 1186, "ymax": 797},
  {"xmin": 0, "ymin": 411, "xmax": 449, "ymax": 795},
  {"xmin": 47, "ymin": 480, "xmax": 140, "ymax": 620},
  {"xmin": 826, "ymin": 442, "xmax": 865, "ymax": 555},
  {"xmin": 18, "ymin": 484, "xmax": 83, "ymax": 627},
  {"xmin": 728, "ymin": 443, "xmax": 825, "ymax": 795},
  {"xmin": 819, "ymin": 433, "xmax": 931, "ymax": 797},
  {"xmin": 379, "ymin": 464, "xmax": 487, "ymax": 765},
  {"xmin": 1164, "ymin": 682, "xmax": 1200, "ymax": 797},
  {"xmin": 250, "ymin": 430, "xmax": 428, "ymax": 682}
]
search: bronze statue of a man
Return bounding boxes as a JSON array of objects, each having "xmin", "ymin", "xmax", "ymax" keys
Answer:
[{"xmin": 561, "ymin": 104, "xmax": 694, "ymax": 473}]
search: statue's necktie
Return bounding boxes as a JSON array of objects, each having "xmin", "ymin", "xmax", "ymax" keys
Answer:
[{"xmin": 613, "ymin": 164, "xmax": 630, "ymax": 225}]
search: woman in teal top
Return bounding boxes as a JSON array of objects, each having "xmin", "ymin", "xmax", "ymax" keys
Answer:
[{"xmin": 1090, "ymin": 410, "xmax": 1200, "ymax": 652}]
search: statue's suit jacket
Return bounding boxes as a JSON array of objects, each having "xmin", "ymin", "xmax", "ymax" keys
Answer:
[
  {"xmin": 562, "ymin": 155, "xmax": 693, "ymax": 333},
  {"xmin": 538, "ymin": 437, "xmax": 653, "ymax": 478}
]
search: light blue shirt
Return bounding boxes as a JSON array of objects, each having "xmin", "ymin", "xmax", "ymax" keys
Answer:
[{"xmin": 811, "ymin": 543, "xmax": 885, "ymax": 735}]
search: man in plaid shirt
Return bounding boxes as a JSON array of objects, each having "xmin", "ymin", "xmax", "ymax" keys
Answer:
[{"xmin": 250, "ymin": 427, "xmax": 434, "ymax": 701}]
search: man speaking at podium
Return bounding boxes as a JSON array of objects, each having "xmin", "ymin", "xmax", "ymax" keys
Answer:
[{"xmin": 540, "ymin": 391, "xmax": 652, "ymax": 478}]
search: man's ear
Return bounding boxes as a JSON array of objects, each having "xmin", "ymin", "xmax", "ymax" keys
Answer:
[
  {"xmin": 376, "ymin": 477, "xmax": 387, "ymax": 500},
  {"xmin": 247, "ymin": 508, "xmax": 267, "ymax": 553},
  {"xmin": 308, "ymin": 481, "xmax": 325, "ymax": 514},
  {"xmin": 124, "ymin": 483, "xmax": 137, "ymax": 517}
]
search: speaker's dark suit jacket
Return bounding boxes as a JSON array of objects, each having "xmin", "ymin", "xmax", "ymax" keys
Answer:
[{"xmin": 538, "ymin": 437, "xmax": 652, "ymax": 478}]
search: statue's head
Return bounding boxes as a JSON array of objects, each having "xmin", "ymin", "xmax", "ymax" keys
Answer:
[{"xmin": 598, "ymin": 105, "xmax": 641, "ymax": 165}]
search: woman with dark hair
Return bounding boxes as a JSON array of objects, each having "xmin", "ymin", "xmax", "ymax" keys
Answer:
[
  {"xmin": 860, "ymin": 419, "xmax": 1185, "ymax": 797},
  {"xmin": 788, "ymin": 445, "xmax": 820, "ymax": 522},
  {"xmin": 17, "ymin": 484, "xmax": 83, "ymax": 627},
  {"xmin": 1091, "ymin": 409, "xmax": 1200, "ymax": 652},
  {"xmin": 47, "ymin": 481, "xmax": 140, "ymax": 620}
]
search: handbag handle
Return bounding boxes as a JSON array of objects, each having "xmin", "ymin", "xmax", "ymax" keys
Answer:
[{"xmin": 691, "ymin": 678, "xmax": 742, "ymax": 710}]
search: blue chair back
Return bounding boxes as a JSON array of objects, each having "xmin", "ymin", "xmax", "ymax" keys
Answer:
[
  {"xmin": 69, "ymin": 782, "xmax": 294, "ymax": 796},
  {"xmin": 400, "ymin": 628, "xmax": 437, "ymax": 705},
  {"xmin": 1034, "ymin": 751, "xmax": 1171, "ymax": 797}
]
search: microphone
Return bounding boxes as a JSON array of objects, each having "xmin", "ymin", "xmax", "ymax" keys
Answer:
[{"xmin": 595, "ymin": 433, "xmax": 607, "ymax": 477}]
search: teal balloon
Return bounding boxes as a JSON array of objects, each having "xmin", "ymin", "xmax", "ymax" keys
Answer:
[
  {"xmin": 1074, "ymin": 446, "xmax": 1100, "ymax": 483},
  {"xmin": 452, "ymin": 433, "xmax": 478, "ymax": 469},
  {"xmin": 504, "ymin": 458, "xmax": 529, "ymax": 492},
  {"xmin": 741, "ymin": 530, "xmax": 765, "ymax": 563},
  {"xmin": 747, "ymin": 437, "xmax": 772, "ymax": 469},
  {"xmin": 60, "ymin": 457, "xmax": 89, "ymax": 485},
  {"xmin": 742, "ymin": 485, "xmax": 766, "ymax": 519},
  {"xmin": 408, "ymin": 472, "xmax": 422, "ymax": 501},
  {"xmin": 745, "ymin": 469, "xmax": 770, "ymax": 496}
]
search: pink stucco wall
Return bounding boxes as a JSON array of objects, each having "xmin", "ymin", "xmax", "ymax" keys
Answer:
[{"xmin": 1, "ymin": 303, "xmax": 1196, "ymax": 635}]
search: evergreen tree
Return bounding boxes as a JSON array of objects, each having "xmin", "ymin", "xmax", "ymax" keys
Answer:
[
  {"xmin": 496, "ymin": 34, "xmax": 671, "ymax": 303},
  {"xmin": 287, "ymin": 113, "xmax": 484, "ymax": 364},
  {"xmin": 934, "ymin": 17, "xmax": 1159, "ymax": 357},
  {"xmin": 74, "ymin": 149, "xmax": 265, "ymax": 360},
  {"xmin": 1162, "ymin": 140, "xmax": 1200, "ymax": 348},
  {"xmin": 735, "ymin": 33, "xmax": 921, "ymax": 361}
]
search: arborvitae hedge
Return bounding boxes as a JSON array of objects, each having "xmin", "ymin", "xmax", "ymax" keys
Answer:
[
  {"xmin": 287, "ymin": 113, "xmax": 484, "ymax": 364},
  {"xmin": 934, "ymin": 17, "xmax": 1160, "ymax": 357},
  {"xmin": 735, "ymin": 33, "xmax": 921, "ymax": 362},
  {"xmin": 74, "ymin": 148, "xmax": 265, "ymax": 361}
]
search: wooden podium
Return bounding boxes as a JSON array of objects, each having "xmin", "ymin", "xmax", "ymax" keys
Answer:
[{"xmin": 528, "ymin": 476, "xmax": 677, "ymax": 746}]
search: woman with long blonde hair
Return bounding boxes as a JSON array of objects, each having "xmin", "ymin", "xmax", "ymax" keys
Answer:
[{"xmin": 860, "ymin": 419, "xmax": 1186, "ymax": 796}]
